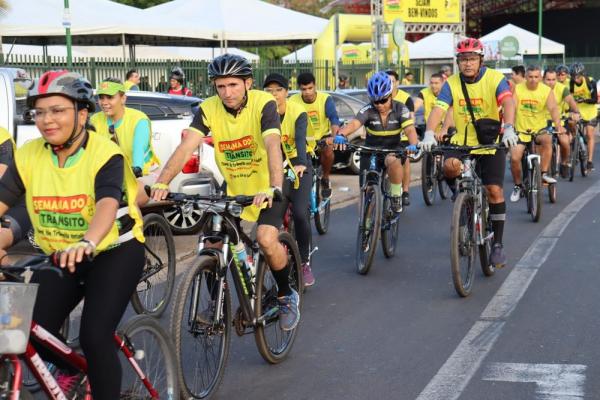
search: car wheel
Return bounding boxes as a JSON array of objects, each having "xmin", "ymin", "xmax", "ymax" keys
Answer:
[
  {"xmin": 348, "ymin": 139, "xmax": 363, "ymax": 175},
  {"xmin": 162, "ymin": 201, "xmax": 203, "ymax": 235}
]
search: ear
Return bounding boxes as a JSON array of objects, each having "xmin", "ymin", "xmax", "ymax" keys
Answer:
[
  {"xmin": 121, "ymin": 94, "xmax": 127, "ymax": 104},
  {"xmin": 78, "ymin": 108, "xmax": 89, "ymax": 124},
  {"xmin": 245, "ymin": 78, "xmax": 253, "ymax": 90}
]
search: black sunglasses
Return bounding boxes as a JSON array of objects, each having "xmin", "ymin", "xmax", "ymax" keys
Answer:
[{"xmin": 373, "ymin": 96, "xmax": 390, "ymax": 105}]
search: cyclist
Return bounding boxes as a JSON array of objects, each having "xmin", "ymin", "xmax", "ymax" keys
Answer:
[
  {"xmin": 0, "ymin": 70, "xmax": 144, "ymax": 399},
  {"xmin": 510, "ymin": 65, "xmax": 526, "ymax": 90},
  {"xmin": 168, "ymin": 67, "xmax": 193, "ymax": 96},
  {"xmin": 263, "ymin": 72, "xmax": 315, "ymax": 287},
  {"xmin": 386, "ymin": 69, "xmax": 416, "ymax": 206},
  {"xmin": 124, "ymin": 69, "xmax": 140, "ymax": 91},
  {"xmin": 151, "ymin": 54, "xmax": 300, "ymax": 331},
  {"xmin": 542, "ymin": 68, "xmax": 581, "ymax": 178},
  {"xmin": 91, "ymin": 78, "xmax": 160, "ymax": 204},
  {"xmin": 556, "ymin": 64, "xmax": 570, "ymax": 86},
  {"xmin": 415, "ymin": 73, "xmax": 448, "ymax": 132},
  {"xmin": 569, "ymin": 62, "xmax": 597, "ymax": 171},
  {"xmin": 335, "ymin": 71, "xmax": 418, "ymax": 213},
  {"xmin": 421, "ymin": 37, "xmax": 517, "ymax": 267},
  {"xmin": 289, "ymin": 72, "xmax": 341, "ymax": 199},
  {"xmin": 509, "ymin": 65, "xmax": 565, "ymax": 202}
]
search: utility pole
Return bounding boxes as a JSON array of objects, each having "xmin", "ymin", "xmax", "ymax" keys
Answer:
[
  {"xmin": 537, "ymin": 0, "xmax": 542, "ymax": 63},
  {"xmin": 64, "ymin": 0, "xmax": 72, "ymax": 68}
]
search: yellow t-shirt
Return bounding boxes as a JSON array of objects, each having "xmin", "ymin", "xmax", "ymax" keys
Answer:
[
  {"xmin": 289, "ymin": 91, "xmax": 332, "ymax": 150},
  {"xmin": 515, "ymin": 82, "xmax": 551, "ymax": 142},
  {"xmin": 14, "ymin": 132, "xmax": 144, "ymax": 255},
  {"xmin": 193, "ymin": 90, "xmax": 280, "ymax": 222}
]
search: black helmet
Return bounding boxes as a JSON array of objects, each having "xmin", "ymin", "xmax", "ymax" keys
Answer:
[
  {"xmin": 555, "ymin": 64, "xmax": 569, "ymax": 74},
  {"xmin": 27, "ymin": 70, "xmax": 95, "ymax": 112},
  {"xmin": 169, "ymin": 67, "xmax": 185, "ymax": 83},
  {"xmin": 208, "ymin": 54, "xmax": 252, "ymax": 81},
  {"xmin": 570, "ymin": 62, "xmax": 585, "ymax": 76}
]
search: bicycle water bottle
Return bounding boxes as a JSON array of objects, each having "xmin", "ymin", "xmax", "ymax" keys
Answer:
[{"xmin": 232, "ymin": 242, "xmax": 254, "ymax": 295}]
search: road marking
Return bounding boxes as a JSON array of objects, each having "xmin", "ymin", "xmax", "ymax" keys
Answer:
[
  {"xmin": 482, "ymin": 362, "xmax": 586, "ymax": 399},
  {"xmin": 416, "ymin": 180, "xmax": 600, "ymax": 400}
]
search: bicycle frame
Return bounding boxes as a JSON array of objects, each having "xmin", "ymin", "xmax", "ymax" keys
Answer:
[
  {"xmin": 455, "ymin": 158, "xmax": 489, "ymax": 247},
  {"xmin": 309, "ymin": 154, "xmax": 330, "ymax": 215}
]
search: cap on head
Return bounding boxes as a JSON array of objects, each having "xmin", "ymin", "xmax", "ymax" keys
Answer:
[
  {"xmin": 97, "ymin": 79, "xmax": 126, "ymax": 96},
  {"xmin": 263, "ymin": 73, "xmax": 288, "ymax": 89}
]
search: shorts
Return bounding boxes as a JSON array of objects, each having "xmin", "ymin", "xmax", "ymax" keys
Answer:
[
  {"xmin": 581, "ymin": 118, "xmax": 598, "ymax": 128},
  {"xmin": 445, "ymin": 148, "xmax": 506, "ymax": 187},
  {"xmin": 4, "ymin": 199, "xmax": 32, "ymax": 244},
  {"xmin": 256, "ymin": 177, "xmax": 292, "ymax": 229}
]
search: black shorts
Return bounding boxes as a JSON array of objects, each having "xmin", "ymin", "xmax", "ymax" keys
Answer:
[
  {"xmin": 582, "ymin": 118, "xmax": 598, "ymax": 128},
  {"xmin": 4, "ymin": 199, "xmax": 32, "ymax": 244},
  {"xmin": 445, "ymin": 148, "xmax": 506, "ymax": 187},
  {"xmin": 256, "ymin": 176, "xmax": 292, "ymax": 228}
]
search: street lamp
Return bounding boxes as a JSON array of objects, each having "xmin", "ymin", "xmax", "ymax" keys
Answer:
[
  {"xmin": 537, "ymin": 0, "xmax": 542, "ymax": 63},
  {"xmin": 63, "ymin": 0, "xmax": 72, "ymax": 68}
]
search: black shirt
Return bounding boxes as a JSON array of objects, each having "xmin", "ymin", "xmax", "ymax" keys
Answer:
[{"xmin": 356, "ymin": 100, "xmax": 414, "ymax": 147}]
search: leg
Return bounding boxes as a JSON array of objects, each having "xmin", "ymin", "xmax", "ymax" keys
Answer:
[
  {"xmin": 481, "ymin": 150, "xmax": 507, "ymax": 266},
  {"xmin": 401, "ymin": 158, "xmax": 411, "ymax": 205},
  {"xmin": 0, "ymin": 228, "xmax": 13, "ymax": 266},
  {"xmin": 510, "ymin": 144, "xmax": 525, "ymax": 186},
  {"xmin": 558, "ymin": 132, "xmax": 570, "ymax": 165},
  {"xmin": 385, "ymin": 154, "xmax": 404, "ymax": 212},
  {"xmin": 78, "ymin": 240, "xmax": 144, "ymax": 400},
  {"xmin": 1, "ymin": 201, "xmax": 31, "ymax": 266},
  {"xmin": 586, "ymin": 123, "xmax": 596, "ymax": 165},
  {"xmin": 319, "ymin": 143, "xmax": 334, "ymax": 197},
  {"xmin": 290, "ymin": 166, "xmax": 313, "ymax": 264},
  {"xmin": 535, "ymin": 134, "xmax": 554, "ymax": 179}
]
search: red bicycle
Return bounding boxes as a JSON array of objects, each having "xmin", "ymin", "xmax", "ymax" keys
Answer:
[{"xmin": 0, "ymin": 255, "xmax": 179, "ymax": 399}]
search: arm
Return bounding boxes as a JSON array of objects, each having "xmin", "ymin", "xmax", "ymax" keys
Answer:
[
  {"xmin": 501, "ymin": 95, "xmax": 515, "ymax": 126},
  {"xmin": 546, "ymin": 91, "xmax": 565, "ymax": 133},
  {"xmin": 426, "ymin": 107, "xmax": 445, "ymax": 132},
  {"xmin": 403, "ymin": 125, "xmax": 419, "ymax": 146},
  {"xmin": 324, "ymin": 96, "xmax": 341, "ymax": 135},
  {"xmin": 564, "ymin": 94, "xmax": 581, "ymax": 121},
  {"xmin": 0, "ymin": 140, "xmax": 13, "ymax": 178},
  {"xmin": 337, "ymin": 119, "xmax": 363, "ymax": 137},
  {"xmin": 264, "ymin": 134, "xmax": 284, "ymax": 190},
  {"xmin": 441, "ymin": 107, "xmax": 455, "ymax": 136},
  {"xmin": 293, "ymin": 112, "xmax": 308, "ymax": 167},
  {"xmin": 132, "ymin": 119, "xmax": 151, "ymax": 171},
  {"xmin": 413, "ymin": 94, "xmax": 424, "ymax": 113},
  {"xmin": 585, "ymin": 79, "xmax": 597, "ymax": 104},
  {"xmin": 0, "ymin": 161, "xmax": 25, "ymax": 215}
]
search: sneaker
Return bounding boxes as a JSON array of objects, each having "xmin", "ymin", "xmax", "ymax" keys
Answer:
[
  {"xmin": 277, "ymin": 289, "xmax": 300, "ymax": 331},
  {"xmin": 542, "ymin": 173, "xmax": 557, "ymax": 184},
  {"xmin": 390, "ymin": 195, "xmax": 403, "ymax": 213},
  {"xmin": 402, "ymin": 191, "xmax": 410, "ymax": 206},
  {"xmin": 559, "ymin": 164, "xmax": 569, "ymax": 179},
  {"xmin": 320, "ymin": 178, "xmax": 332, "ymax": 198},
  {"xmin": 587, "ymin": 161, "xmax": 594, "ymax": 171},
  {"xmin": 56, "ymin": 371, "xmax": 88, "ymax": 399},
  {"xmin": 489, "ymin": 243, "xmax": 507, "ymax": 268},
  {"xmin": 510, "ymin": 185, "xmax": 522, "ymax": 202},
  {"xmin": 302, "ymin": 263, "xmax": 315, "ymax": 287}
]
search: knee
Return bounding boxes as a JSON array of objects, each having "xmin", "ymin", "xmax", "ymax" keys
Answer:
[
  {"xmin": 443, "ymin": 158, "xmax": 462, "ymax": 178},
  {"xmin": 256, "ymin": 226, "xmax": 279, "ymax": 254},
  {"xmin": 486, "ymin": 186, "xmax": 503, "ymax": 201}
]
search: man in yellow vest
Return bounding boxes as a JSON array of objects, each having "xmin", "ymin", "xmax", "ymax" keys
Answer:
[
  {"xmin": 556, "ymin": 64, "xmax": 570, "ymax": 86},
  {"xmin": 289, "ymin": 72, "xmax": 341, "ymax": 198},
  {"xmin": 543, "ymin": 68, "xmax": 580, "ymax": 178},
  {"xmin": 91, "ymin": 78, "xmax": 160, "ymax": 204},
  {"xmin": 386, "ymin": 69, "xmax": 416, "ymax": 206},
  {"xmin": 509, "ymin": 65, "xmax": 565, "ymax": 203},
  {"xmin": 151, "ymin": 54, "xmax": 300, "ymax": 331},
  {"xmin": 421, "ymin": 37, "xmax": 517, "ymax": 267},
  {"xmin": 124, "ymin": 69, "xmax": 140, "ymax": 91},
  {"xmin": 569, "ymin": 62, "xmax": 597, "ymax": 171},
  {"xmin": 415, "ymin": 73, "xmax": 446, "ymax": 131}
]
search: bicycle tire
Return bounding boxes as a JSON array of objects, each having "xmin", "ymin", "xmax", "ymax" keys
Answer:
[
  {"xmin": 255, "ymin": 231, "xmax": 303, "ymax": 364},
  {"xmin": 421, "ymin": 153, "xmax": 437, "ymax": 206},
  {"xmin": 131, "ymin": 213, "xmax": 176, "ymax": 318},
  {"xmin": 355, "ymin": 183, "xmax": 382, "ymax": 275},
  {"xmin": 1, "ymin": 358, "xmax": 35, "ymax": 399},
  {"xmin": 283, "ymin": 205, "xmax": 296, "ymax": 240},
  {"xmin": 529, "ymin": 158, "xmax": 542, "ymax": 222},
  {"xmin": 450, "ymin": 192, "xmax": 476, "ymax": 297},
  {"xmin": 381, "ymin": 175, "xmax": 399, "ymax": 258},
  {"xmin": 550, "ymin": 142, "xmax": 559, "ymax": 178},
  {"xmin": 478, "ymin": 191, "xmax": 495, "ymax": 277},
  {"xmin": 119, "ymin": 314, "xmax": 179, "ymax": 399},
  {"xmin": 579, "ymin": 136, "xmax": 589, "ymax": 177},
  {"xmin": 313, "ymin": 170, "xmax": 330, "ymax": 235},
  {"xmin": 548, "ymin": 183, "xmax": 557, "ymax": 203},
  {"xmin": 170, "ymin": 255, "xmax": 231, "ymax": 399},
  {"xmin": 569, "ymin": 133, "xmax": 579, "ymax": 182}
]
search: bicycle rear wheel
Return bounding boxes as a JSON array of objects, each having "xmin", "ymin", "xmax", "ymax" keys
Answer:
[
  {"xmin": 478, "ymin": 191, "xmax": 495, "ymax": 277},
  {"xmin": 131, "ymin": 213, "xmax": 176, "ymax": 318},
  {"xmin": 170, "ymin": 256, "xmax": 231, "ymax": 399},
  {"xmin": 421, "ymin": 153, "xmax": 437, "ymax": 206},
  {"xmin": 569, "ymin": 134, "xmax": 579, "ymax": 182},
  {"xmin": 314, "ymin": 171, "xmax": 330, "ymax": 235},
  {"xmin": 450, "ymin": 192, "xmax": 476, "ymax": 297},
  {"xmin": 381, "ymin": 176, "xmax": 400, "ymax": 258},
  {"xmin": 255, "ymin": 232, "xmax": 303, "ymax": 364},
  {"xmin": 355, "ymin": 183, "xmax": 382, "ymax": 275},
  {"xmin": 529, "ymin": 158, "xmax": 542, "ymax": 222}
]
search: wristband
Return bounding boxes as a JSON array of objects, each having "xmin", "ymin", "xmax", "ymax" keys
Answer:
[
  {"xmin": 80, "ymin": 238, "xmax": 97, "ymax": 253},
  {"xmin": 151, "ymin": 183, "xmax": 169, "ymax": 191}
]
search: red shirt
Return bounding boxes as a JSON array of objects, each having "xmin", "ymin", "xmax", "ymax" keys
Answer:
[{"xmin": 168, "ymin": 87, "xmax": 193, "ymax": 96}]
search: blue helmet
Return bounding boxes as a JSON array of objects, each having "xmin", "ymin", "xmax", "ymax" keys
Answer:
[{"xmin": 367, "ymin": 71, "xmax": 393, "ymax": 102}]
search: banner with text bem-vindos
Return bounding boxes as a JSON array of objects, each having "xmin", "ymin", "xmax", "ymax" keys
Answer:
[{"xmin": 383, "ymin": 0, "xmax": 461, "ymax": 24}]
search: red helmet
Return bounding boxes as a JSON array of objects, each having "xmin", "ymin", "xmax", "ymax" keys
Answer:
[
  {"xmin": 27, "ymin": 70, "xmax": 95, "ymax": 111},
  {"xmin": 456, "ymin": 38, "xmax": 484, "ymax": 57}
]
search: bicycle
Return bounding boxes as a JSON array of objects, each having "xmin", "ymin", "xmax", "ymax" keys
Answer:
[
  {"xmin": 431, "ymin": 144, "xmax": 500, "ymax": 297},
  {"xmin": 568, "ymin": 120, "xmax": 589, "ymax": 181},
  {"xmin": 167, "ymin": 192, "xmax": 302, "ymax": 399},
  {"xmin": 348, "ymin": 143, "xmax": 414, "ymax": 275},
  {"xmin": 517, "ymin": 129, "xmax": 546, "ymax": 223},
  {"xmin": 421, "ymin": 136, "xmax": 451, "ymax": 206},
  {"xmin": 547, "ymin": 126, "xmax": 559, "ymax": 203},
  {"xmin": 311, "ymin": 141, "xmax": 331, "ymax": 235},
  {"xmin": 0, "ymin": 256, "xmax": 179, "ymax": 400}
]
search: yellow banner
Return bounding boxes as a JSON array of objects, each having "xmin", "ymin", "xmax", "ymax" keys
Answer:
[{"xmin": 383, "ymin": 0, "xmax": 461, "ymax": 24}]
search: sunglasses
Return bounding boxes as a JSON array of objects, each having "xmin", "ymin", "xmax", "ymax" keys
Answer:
[{"xmin": 373, "ymin": 96, "xmax": 390, "ymax": 105}]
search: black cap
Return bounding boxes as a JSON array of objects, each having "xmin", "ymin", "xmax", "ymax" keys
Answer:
[{"xmin": 263, "ymin": 73, "xmax": 289, "ymax": 89}]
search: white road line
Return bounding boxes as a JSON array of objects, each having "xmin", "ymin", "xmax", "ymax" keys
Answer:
[{"xmin": 416, "ymin": 181, "xmax": 600, "ymax": 400}]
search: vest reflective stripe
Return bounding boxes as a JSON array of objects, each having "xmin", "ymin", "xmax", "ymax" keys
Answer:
[
  {"xmin": 515, "ymin": 82, "xmax": 551, "ymax": 139},
  {"xmin": 15, "ymin": 133, "xmax": 144, "ymax": 255},
  {"xmin": 447, "ymin": 68, "xmax": 504, "ymax": 148},
  {"xmin": 0, "ymin": 127, "xmax": 15, "ymax": 150},
  {"xmin": 289, "ymin": 91, "xmax": 331, "ymax": 150},
  {"xmin": 420, "ymin": 87, "xmax": 444, "ymax": 133},
  {"xmin": 90, "ymin": 107, "xmax": 160, "ymax": 175},
  {"xmin": 571, "ymin": 78, "xmax": 597, "ymax": 121},
  {"xmin": 200, "ymin": 90, "xmax": 279, "ymax": 222},
  {"xmin": 280, "ymin": 101, "xmax": 307, "ymax": 160}
]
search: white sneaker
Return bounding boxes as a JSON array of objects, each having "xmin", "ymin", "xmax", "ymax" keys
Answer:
[
  {"xmin": 510, "ymin": 185, "xmax": 522, "ymax": 202},
  {"xmin": 542, "ymin": 173, "xmax": 557, "ymax": 184}
]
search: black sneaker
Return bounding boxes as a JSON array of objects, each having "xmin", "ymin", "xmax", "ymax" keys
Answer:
[
  {"xmin": 320, "ymin": 178, "xmax": 332, "ymax": 198},
  {"xmin": 489, "ymin": 243, "xmax": 507, "ymax": 268},
  {"xmin": 390, "ymin": 195, "xmax": 403, "ymax": 213},
  {"xmin": 587, "ymin": 161, "xmax": 594, "ymax": 171},
  {"xmin": 402, "ymin": 192, "xmax": 410, "ymax": 206}
]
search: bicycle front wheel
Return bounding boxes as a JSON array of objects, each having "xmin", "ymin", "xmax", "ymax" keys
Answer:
[
  {"xmin": 119, "ymin": 315, "xmax": 179, "ymax": 400},
  {"xmin": 255, "ymin": 231, "xmax": 303, "ymax": 364},
  {"xmin": 529, "ymin": 158, "xmax": 542, "ymax": 222},
  {"xmin": 450, "ymin": 192, "xmax": 476, "ymax": 297},
  {"xmin": 478, "ymin": 191, "xmax": 495, "ymax": 277},
  {"xmin": 579, "ymin": 137, "xmax": 589, "ymax": 177},
  {"xmin": 381, "ymin": 176, "xmax": 400, "ymax": 258},
  {"xmin": 569, "ymin": 135, "xmax": 579, "ymax": 182},
  {"xmin": 314, "ymin": 173, "xmax": 331, "ymax": 235},
  {"xmin": 356, "ymin": 183, "xmax": 382, "ymax": 275},
  {"xmin": 421, "ymin": 153, "xmax": 437, "ymax": 206},
  {"xmin": 131, "ymin": 213, "xmax": 176, "ymax": 318},
  {"xmin": 170, "ymin": 256, "xmax": 231, "ymax": 399}
]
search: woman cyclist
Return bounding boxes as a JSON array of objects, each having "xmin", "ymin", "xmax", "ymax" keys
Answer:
[
  {"xmin": 0, "ymin": 70, "xmax": 145, "ymax": 399},
  {"xmin": 262, "ymin": 73, "xmax": 315, "ymax": 287}
]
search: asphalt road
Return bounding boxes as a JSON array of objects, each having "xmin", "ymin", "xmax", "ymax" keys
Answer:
[{"xmin": 186, "ymin": 157, "xmax": 600, "ymax": 400}]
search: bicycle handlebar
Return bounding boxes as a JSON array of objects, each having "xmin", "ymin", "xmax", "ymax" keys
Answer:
[
  {"xmin": 430, "ymin": 143, "xmax": 505, "ymax": 154},
  {"xmin": 1, "ymin": 255, "xmax": 63, "ymax": 283}
]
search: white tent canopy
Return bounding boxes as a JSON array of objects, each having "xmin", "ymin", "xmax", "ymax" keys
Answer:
[
  {"xmin": 480, "ymin": 23, "xmax": 565, "ymax": 56},
  {"xmin": 409, "ymin": 32, "xmax": 455, "ymax": 60},
  {"xmin": 142, "ymin": 0, "xmax": 329, "ymax": 46}
]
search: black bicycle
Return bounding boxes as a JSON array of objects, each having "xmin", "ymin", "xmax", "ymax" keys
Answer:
[
  {"xmin": 421, "ymin": 137, "xmax": 451, "ymax": 205},
  {"xmin": 432, "ymin": 144, "xmax": 499, "ymax": 297},
  {"xmin": 167, "ymin": 192, "xmax": 302, "ymax": 399},
  {"xmin": 517, "ymin": 130, "xmax": 546, "ymax": 222},
  {"xmin": 568, "ymin": 120, "xmax": 589, "ymax": 181}
]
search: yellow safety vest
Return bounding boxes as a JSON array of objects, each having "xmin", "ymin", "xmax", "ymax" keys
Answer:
[
  {"xmin": 515, "ymin": 82, "xmax": 551, "ymax": 141},
  {"xmin": 280, "ymin": 100, "xmax": 307, "ymax": 160},
  {"xmin": 0, "ymin": 127, "xmax": 15, "ymax": 150},
  {"xmin": 289, "ymin": 91, "xmax": 331, "ymax": 151},
  {"xmin": 546, "ymin": 82, "xmax": 568, "ymax": 123},
  {"xmin": 571, "ymin": 77, "xmax": 597, "ymax": 121},
  {"xmin": 14, "ymin": 132, "xmax": 144, "ymax": 255},
  {"xmin": 197, "ymin": 90, "xmax": 280, "ymax": 222},
  {"xmin": 420, "ymin": 87, "xmax": 444, "ymax": 133},
  {"xmin": 394, "ymin": 89, "xmax": 411, "ymax": 105},
  {"xmin": 90, "ymin": 107, "xmax": 160, "ymax": 175},
  {"xmin": 124, "ymin": 81, "xmax": 136, "ymax": 91}
]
